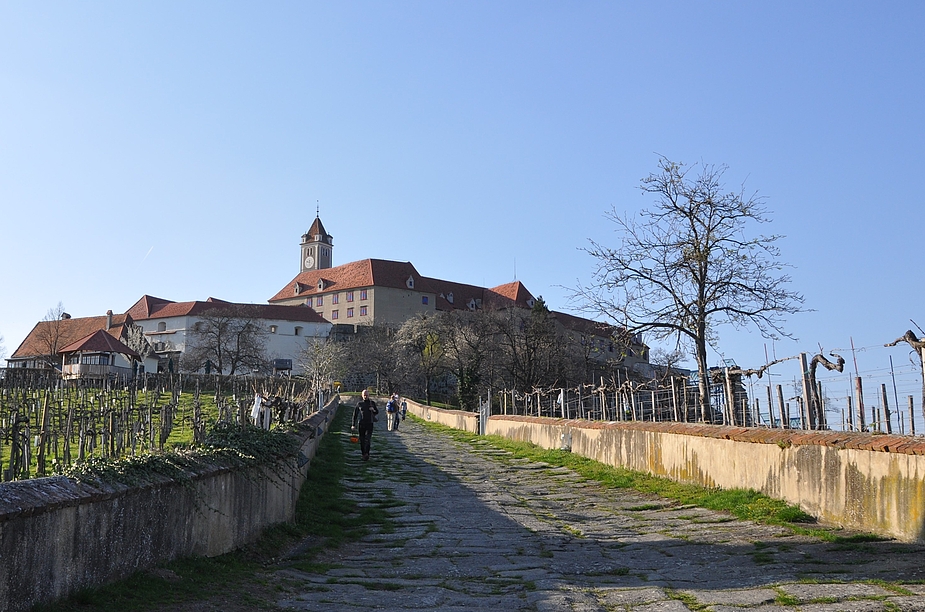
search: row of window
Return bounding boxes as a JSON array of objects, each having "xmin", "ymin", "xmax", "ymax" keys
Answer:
[
  {"xmin": 66, "ymin": 354, "xmax": 112, "ymax": 365},
  {"xmin": 330, "ymin": 306, "xmax": 367, "ymax": 320},
  {"xmin": 308, "ymin": 289, "xmax": 367, "ymax": 308}
]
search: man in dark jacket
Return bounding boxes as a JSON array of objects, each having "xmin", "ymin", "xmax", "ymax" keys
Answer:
[{"xmin": 351, "ymin": 389, "xmax": 379, "ymax": 461}]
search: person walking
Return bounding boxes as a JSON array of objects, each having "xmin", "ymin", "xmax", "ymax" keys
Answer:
[
  {"xmin": 351, "ymin": 389, "xmax": 379, "ymax": 461},
  {"xmin": 386, "ymin": 393, "xmax": 401, "ymax": 431}
]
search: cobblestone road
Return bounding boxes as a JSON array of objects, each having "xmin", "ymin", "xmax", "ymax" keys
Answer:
[{"xmin": 271, "ymin": 417, "xmax": 925, "ymax": 611}]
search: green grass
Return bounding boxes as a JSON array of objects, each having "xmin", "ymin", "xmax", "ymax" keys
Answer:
[
  {"xmin": 666, "ymin": 589, "xmax": 708, "ymax": 610},
  {"xmin": 34, "ymin": 404, "xmax": 383, "ymax": 612},
  {"xmin": 413, "ymin": 416, "xmax": 878, "ymax": 542},
  {"xmin": 774, "ymin": 590, "xmax": 801, "ymax": 606}
]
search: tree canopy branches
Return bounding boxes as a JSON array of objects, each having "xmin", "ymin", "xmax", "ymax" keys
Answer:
[{"xmin": 573, "ymin": 157, "xmax": 804, "ymax": 419}]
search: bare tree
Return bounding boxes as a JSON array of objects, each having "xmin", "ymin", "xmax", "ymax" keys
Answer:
[
  {"xmin": 491, "ymin": 298, "xmax": 572, "ymax": 393},
  {"xmin": 396, "ymin": 314, "xmax": 450, "ymax": 405},
  {"xmin": 182, "ymin": 305, "xmax": 269, "ymax": 375},
  {"xmin": 298, "ymin": 337, "xmax": 345, "ymax": 399},
  {"xmin": 574, "ymin": 158, "xmax": 804, "ymax": 420},
  {"xmin": 0, "ymin": 334, "xmax": 6, "ymax": 360},
  {"xmin": 649, "ymin": 346, "xmax": 687, "ymax": 384},
  {"xmin": 33, "ymin": 302, "xmax": 69, "ymax": 368},
  {"xmin": 441, "ymin": 310, "xmax": 502, "ymax": 411},
  {"xmin": 340, "ymin": 324, "xmax": 406, "ymax": 393}
]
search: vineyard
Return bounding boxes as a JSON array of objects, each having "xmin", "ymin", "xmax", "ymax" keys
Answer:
[
  {"xmin": 0, "ymin": 369, "xmax": 322, "ymax": 481},
  {"xmin": 488, "ymin": 342, "xmax": 925, "ymax": 435}
]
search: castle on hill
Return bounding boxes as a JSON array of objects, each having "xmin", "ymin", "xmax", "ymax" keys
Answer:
[{"xmin": 270, "ymin": 214, "xmax": 650, "ymax": 371}]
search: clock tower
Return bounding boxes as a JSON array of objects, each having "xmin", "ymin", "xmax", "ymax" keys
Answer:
[{"xmin": 300, "ymin": 213, "xmax": 333, "ymax": 273}]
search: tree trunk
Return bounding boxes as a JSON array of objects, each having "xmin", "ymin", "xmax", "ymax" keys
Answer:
[{"xmin": 695, "ymin": 338, "xmax": 710, "ymax": 422}]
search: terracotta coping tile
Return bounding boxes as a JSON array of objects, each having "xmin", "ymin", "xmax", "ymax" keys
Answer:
[{"xmin": 492, "ymin": 415, "xmax": 925, "ymax": 456}]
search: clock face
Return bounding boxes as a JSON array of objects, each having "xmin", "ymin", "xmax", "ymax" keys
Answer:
[{"xmin": 304, "ymin": 256, "xmax": 315, "ymax": 268}]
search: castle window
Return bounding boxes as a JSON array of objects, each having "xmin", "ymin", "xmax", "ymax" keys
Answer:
[
  {"xmin": 360, "ymin": 306, "xmax": 368, "ymax": 316},
  {"xmin": 347, "ymin": 308, "xmax": 354, "ymax": 318},
  {"xmin": 157, "ymin": 322, "xmax": 166, "ymax": 332},
  {"xmin": 270, "ymin": 325, "xmax": 277, "ymax": 334},
  {"xmin": 332, "ymin": 294, "xmax": 339, "ymax": 304},
  {"xmin": 360, "ymin": 289, "xmax": 368, "ymax": 300},
  {"xmin": 422, "ymin": 296, "xmax": 429, "ymax": 305},
  {"xmin": 331, "ymin": 310, "xmax": 339, "ymax": 320},
  {"xmin": 346, "ymin": 291, "xmax": 354, "ymax": 302},
  {"xmin": 316, "ymin": 296, "xmax": 323, "ymax": 306},
  {"xmin": 406, "ymin": 276, "xmax": 414, "ymax": 289},
  {"xmin": 294, "ymin": 326, "xmax": 302, "ymax": 336}
]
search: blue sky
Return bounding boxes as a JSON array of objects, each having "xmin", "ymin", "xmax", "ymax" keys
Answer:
[{"xmin": 2, "ymin": 2, "xmax": 924, "ymax": 423}]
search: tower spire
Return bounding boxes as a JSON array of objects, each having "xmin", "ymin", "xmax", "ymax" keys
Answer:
[{"xmin": 299, "ymin": 205, "xmax": 333, "ymax": 273}]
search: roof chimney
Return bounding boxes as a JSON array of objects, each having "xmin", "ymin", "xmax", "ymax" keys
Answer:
[{"xmin": 106, "ymin": 309, "xmax": 113, "ymax": 330}]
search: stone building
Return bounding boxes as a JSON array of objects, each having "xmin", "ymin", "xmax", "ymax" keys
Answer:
[{"xmin": 269, "ymin": 214, "xmax": 649, "ymax": 370}]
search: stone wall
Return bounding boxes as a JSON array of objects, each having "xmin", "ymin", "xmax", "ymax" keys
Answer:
[
  {"xmin": 403, "ymin": 398, "xmax": 479, "ymax": 433},
  {"xmin": 0, "ymin": 397, "xmax": 339, "ymax": 612},
  {"xmin": 485, "ymin": 415, "xmax": 925, "ymax": 542}
]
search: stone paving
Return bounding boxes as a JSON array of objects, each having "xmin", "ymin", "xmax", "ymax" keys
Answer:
[{"xmin": 272, "ymin": 417, "xmax": 925, "ymax": 611}]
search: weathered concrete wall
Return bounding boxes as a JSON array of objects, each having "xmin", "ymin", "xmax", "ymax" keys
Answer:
[
  {"xmin": 486, "ymin": 415, "xmax": 925, "ymax": 542},
  {"xmin": 403, "ymin": 398, "xmax": 479, "ymax": 433},
  {"xmin": 0, "ymin": 396, "xmax": 339, "ymax": 612}
]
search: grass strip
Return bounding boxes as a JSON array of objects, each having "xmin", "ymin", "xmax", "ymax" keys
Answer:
[{"xmin": 413, "ymin": 416, "xmax": 881, "ymax": 543}]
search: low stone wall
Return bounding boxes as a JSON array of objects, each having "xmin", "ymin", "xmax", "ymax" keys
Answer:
[
  {"xmin": 0, "ymin": 396, "xmax": 340, "ymax": 612},
  {"xmin": 403, "ymin": 398, "xmax": 479, "ymax": 433},
  {"xmin": 486, "ymin": 415, "xmax": 925, "ymax": 542}
]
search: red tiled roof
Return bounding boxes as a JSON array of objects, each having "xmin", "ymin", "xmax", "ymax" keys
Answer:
[
  {"xmin": 269, "ymin": 259, "xmax": 428, "ymax": 302},
  {"xmin": 126, "ymin": 295, "xmax": 328, "ymax": 324},
  {"xmin": 124, "ymin": 295, "xmax": 172, "ymax": 319},
  {"xmin": 60, "ymin": 329, "xmax": 140, "ymax": 358},
  {"xmin": 424, "ymin": 277, "xmax": 492, "ymax": 312},
  {"xmin": 11, "ymin": 314, "xmax": 132, "ymax": 359},
  {"xmin": 270, "ymin": 258, "xmax": 540, "ymax": 315},
  {"xmin": 487, "ymin": 281, "xmax": 535, "ymax": 307}
]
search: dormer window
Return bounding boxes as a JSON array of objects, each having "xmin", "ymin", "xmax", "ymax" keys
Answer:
[
  {"xmin": 447, "ymin": 292, "xmax": 454, "ymax": 304},
  {"xmin": 467, "ymin": 298, "xmax": 477, "ymax": 311},
  {"xmin": 318, "ymin": 279, "xmax": 324, "ymax": 290},
  {"xmin": 406, "ymin": 276, "xmax": 414, "ymax": 289},
  {"xmin": 526, "ymin": 298, "xmax": 535, "ymax": 308},
  {"xmin": 294, "ymin": 283, "xmax": 301, "ymax": 295}
]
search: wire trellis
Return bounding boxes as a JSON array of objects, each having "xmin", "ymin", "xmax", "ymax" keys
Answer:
[
  {"xmin": 484, "ymin": 343, "xmax": 925, "ymax": 436},
  {"xmin": 0, "ymin": 370, "xmax": 323, "ymax": 481}
]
